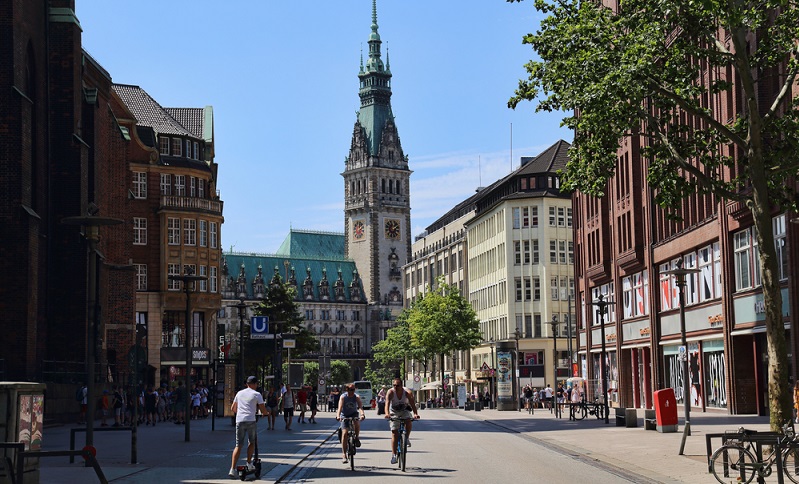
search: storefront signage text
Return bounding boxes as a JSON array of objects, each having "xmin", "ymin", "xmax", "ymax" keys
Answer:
[{"xmin": 708, "ymin": 314, "xmax": 724, "ymax": 328}]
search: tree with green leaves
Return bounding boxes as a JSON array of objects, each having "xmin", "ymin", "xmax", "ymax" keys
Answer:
[
  {"xmin": 406, "ymin": 278, "xmax": 483, "ymax": 388},
  {"xmin": 251, "ymin": 277, "xmax": 317, "ymax": 383},
  {"xmin": 329, "ymin": 360, "xmax": 352, "ymax": 387},
  {"xmin": 371, "ymin": 315, "xmax": 432, "ymax": 381},
  {"xmin": 509, "ymin": 0, "xmax": 799, "ymax": 428}
]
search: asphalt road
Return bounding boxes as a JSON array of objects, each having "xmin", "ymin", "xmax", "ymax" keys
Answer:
[{"xmin": 282, "ymin": 410, "xmax": 640, "ymax": 483}]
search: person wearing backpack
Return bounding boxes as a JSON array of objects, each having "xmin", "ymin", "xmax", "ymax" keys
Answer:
[
  {"xmin": 76, "ymin": 383, "xmax": 87, "ymax": 424},
  {"xmin": 112, "ymin": 386, "xmax": 124, "ymax": 426}
]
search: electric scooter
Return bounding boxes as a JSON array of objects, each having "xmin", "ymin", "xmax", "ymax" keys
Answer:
[{"xmin": 236, "ymin": 437, "xmax": 262, "ymax": 481}]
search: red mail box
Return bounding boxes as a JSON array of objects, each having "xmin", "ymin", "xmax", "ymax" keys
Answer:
[{"xmin": 653, "ymin": 388, "xmax": 678, "ymax": 432}]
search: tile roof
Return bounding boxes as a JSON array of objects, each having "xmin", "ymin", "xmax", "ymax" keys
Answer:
[
  {"xmin": 165, "ymin": 108, "xmax": 205, "ymax": 139},
  {"xmin": 111, "ymin": 84, "xmax": 193, "ymax": 137},
  {"xmin": 518, "ymin": 139, "xmax": 571, "ymax": 174}
]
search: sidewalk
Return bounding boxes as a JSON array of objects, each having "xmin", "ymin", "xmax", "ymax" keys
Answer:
[
  {"xmin": 458, "ymin": 405, "xmax": 772, "ymax": 483},
  {"xmin": 37, "ymin": 412, "xmax": 337, "ymax": 483}
]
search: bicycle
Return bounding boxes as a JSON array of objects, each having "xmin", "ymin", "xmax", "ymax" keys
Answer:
[
  {"xmin": 339, "ymin": 417, "xmax": 358, "ymax": 471},
  {"xmin": 389, "ymin": 416, "xmax": 416, "ymax": 472},
  {"xmin": 709, "ymin": 423, "xmax": 799, "ymax": 484},
  {"xmin": 570, "ymin": 398, "xmax": 606, "ymax": 421}
]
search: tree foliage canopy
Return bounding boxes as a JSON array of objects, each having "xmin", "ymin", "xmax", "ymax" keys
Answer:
[
  {"xmin": 508, "ymin": 0, "xmax": 799, "ymax": 428},
  {"xmin": 406, "ymin": 279, "xmax": 483, "ymax": 357}
]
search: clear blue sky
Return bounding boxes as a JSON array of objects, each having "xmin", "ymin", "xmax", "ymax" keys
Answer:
[{"xmin": 78, "ymin": 1, "xmax": 572, "ymax": 253}]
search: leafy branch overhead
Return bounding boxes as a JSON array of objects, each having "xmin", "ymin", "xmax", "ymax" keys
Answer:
[{"xmin": 508, "ymin": 0, "xmax": 799, "ymax": 213}]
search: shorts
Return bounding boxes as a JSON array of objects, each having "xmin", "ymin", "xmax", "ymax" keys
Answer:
[
  {"xmin": 235, "ymin": 420, "xmax": 257, "ymax": 448},
  {"xmin": 389, "ymin": 410, "xmax": 413, "ymax": 431},
  {"xmin": 298, "ymin": 403, "xmax": 307, "ymax": 412},
  {"xmin": 265, "ymin": 406, "xmax": 278, "ymax": 415},
  {"xmin": 339, "ymin": 416, "xmax": 358, "ymax": 430},
  {"xmin": 283, "ymin": 407, "xmax": 294, "ymax": 418}
]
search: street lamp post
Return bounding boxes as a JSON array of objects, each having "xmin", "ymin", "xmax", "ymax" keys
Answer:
[
  {"xmin": 234, "ymin": 297, "xmax": 248, "ymax": 395},
  {"xmin": 662, "ymin": 261, "xmax": 700, "ymax": 455},
  {"xmin": 62, "ymin": 209, "xmax": 122, "ymax": 451},
  {"xmin": 489, "ymin": 338, "xmax": 496, "ymax": 409},
  {"xmin": 513, "ymin": 328, "xmax": 521, "ymax": 412},
  {"xmin": 591, "ymin": 294, "xmax": 614, "ymax": 424},
  {"xmin": 551, "ymin": 315, "xmax": 559, "ymax": 418},
  {"xmin": 169, "ymin": 269, "xmax": 206, "ymax": 442}
]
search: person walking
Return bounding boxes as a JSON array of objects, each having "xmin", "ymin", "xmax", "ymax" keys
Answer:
[
  {"xmin": 77, "ymin": 383, "xmax": 88, "ymax": 424},
  {"xmin": 377, "ymin": 385, "xmax": 387, "ymax": 416},
  {"xmin": 228, "ymin": 376, "xmax": 269, "ymax": 479},
  {"xmin": 144, "ymin": 386, "xmax": 158, "ymax": 426},
  {"xmin": 308, "ymin": 389, "xmax": 318, "ymax": 423},
  {"xmin": 99, "ymin": 390, "xmax": 110, "ymax": 427},
  {"xmin": 281, "ymin": 387, "xmax": 295, "ymax": 430},
  {"xmin": 296, "ymin": 386, "xmax": 308, "ymax": 424},
  {"xmin": 264, "ymin": 386, "xmax": 279, "ymax": 430},
  {"xmin": 173, "ymin": 380, "xmax": 187, "ymax": 425},
  {"xmin": 111, "ymin": 386, "xmax": 124, "ymax": 426}
]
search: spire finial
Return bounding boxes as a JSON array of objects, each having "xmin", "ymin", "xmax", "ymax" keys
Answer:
[{"xmin": 372, "ymin": 0, "xmax": 378, "ymax": 30}]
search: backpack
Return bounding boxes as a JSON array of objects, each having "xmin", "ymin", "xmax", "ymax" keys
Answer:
[{"xmin": 76, "ymin": 387, "xmax": 83, "ymax": 402}]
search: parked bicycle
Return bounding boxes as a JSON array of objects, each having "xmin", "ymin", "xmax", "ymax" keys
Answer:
[
  {"xmin": 570, "ymin": 398, "xmax": 607, "ymax": 421},
  {"xmin": 709, "ymin": 423, "xmax": 799, "ymax": 484}
]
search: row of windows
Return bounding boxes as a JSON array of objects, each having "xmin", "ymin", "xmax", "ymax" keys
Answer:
[
  {"xmin": 519, "ymin": 175, "xmax": 561, "ymax": 192},
  {"xmin": 134, "ymin": 264, "xmax": 218, "ymax": 293},
  {"xmin": 305, "ymin": 309, "xmax": 362, "ymax": 321},
  {"xmin": 468, "ymin": 244, "xmax": 506, "ymax": 281},
  {"xmin": 469, "ymin": 281, "xmax": 508, "ymax": 311},
  {"xmin": 479, "ymin": 316, "xmax": 508, "ymax": 343},
  {"xmin": 512, "ymin": 239, "xmax": 573, "ymax": 266},
  {"xmin": 159, "ymin": 136, "xmax": 202, "ymax": 160},
  {"xmin": 469, "ymin": 210, "xmax": 505, "ymax": 246},
  {"xmin": 511, "ymin": 206, "xmax": 572, "ymax": 229},
  {"xmin": 407, "ymin": 249, "xmax": 464, "ymax": 288},
  {"xmin": 132, "ymin": 172, "xmax": 208, "ymax": 199},
  {"xmin": 734, "ymin": 214, "xmax": 788, "ymax": 290},
  {"xmin": 166, "ymin": 218, "xmax": 218, "ymax": 248},
  {"xmin": 164, "ymin": 264, "xmax": 219, "ymax": 293},
  {"xmin": 623, "ymin": 270, "xmax": 650, "ymax": 318},
  {"xmin": 514, "ymin": 313, "xmax": 575, "ymax": 339}
]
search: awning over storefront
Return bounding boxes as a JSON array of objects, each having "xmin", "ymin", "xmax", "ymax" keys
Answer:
[{"xmin": 420, "ymin": 381, "xmax": 442, "ymax": 391}]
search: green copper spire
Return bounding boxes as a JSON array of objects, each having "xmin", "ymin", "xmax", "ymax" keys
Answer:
[{"xmin": 357, "ymin": 0, "xmax": 392, "ymax": 156}]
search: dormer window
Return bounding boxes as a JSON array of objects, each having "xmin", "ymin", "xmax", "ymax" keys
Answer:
[
  {"xmin": 185, "ymin": 140, "xmax": 191, "ymax": 158},
  {"xmin": 172, "ymin": 138, "xmax": 182, "ymax": 157},
  {"xmin": 193, "ymin": 142, "xmax": 199, "ymax": 160},
  {"xmin": 159, "ymin": 137, "xmax": 170, "ymax": 155}
]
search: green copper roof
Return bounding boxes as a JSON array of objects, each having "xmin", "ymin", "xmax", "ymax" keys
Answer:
[
  {"xmin": 275, "ymin": 229, "xmax": 347, "ymax": 259},
  {"xmin": 357, "ymin": 0, "xmax": 394, "ymax": 156}
]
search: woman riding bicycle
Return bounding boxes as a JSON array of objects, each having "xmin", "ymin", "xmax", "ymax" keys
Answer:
[
  {"xmin": 384, "ymin": 378, "xmax": 419, "ymax": 465},
  {"xmin": 336, "ymin": 384, "xmax": 365, "ymax": 464}
]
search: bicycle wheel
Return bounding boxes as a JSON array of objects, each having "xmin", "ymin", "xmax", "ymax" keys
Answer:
[
  {"xmin": 783, "ymin": 446, "xmax": 799, "ymax": 483},
  {"xmin": 710, "ymin": 445, "xmax": 757, "ymax": 484},
  {"xmin": 400, "ymin": 428, "xmax": 408, "ymax": 472},
  {"xmin": 574, "ymin": 405, "xmax": 587, "ymax": 420},
  {"xmin": 348, "ymin": 435, "xmax": 356, "ymax": 471}
]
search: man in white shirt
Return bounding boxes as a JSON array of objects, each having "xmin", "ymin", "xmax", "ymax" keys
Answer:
[
  {"xmin": 544, "ymin": 383, "xmax": 554, "ymax": 410},
  {"xmin": 229, "ymin": 376, "xmax": 269, "ymax": 478}
]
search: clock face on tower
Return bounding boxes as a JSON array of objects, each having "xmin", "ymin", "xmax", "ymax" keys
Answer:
[
  {"xmin": 385, "ymin": 219, "xmax": 401, "ymax": 240},
  {"xmin": 353, "ymin": 220, "xmax": 365, "ymax": 240}
]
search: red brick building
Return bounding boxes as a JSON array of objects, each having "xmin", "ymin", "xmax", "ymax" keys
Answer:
[{"xmin": 0, "ymin": 0, "xmax": 134, "ymax": 382}]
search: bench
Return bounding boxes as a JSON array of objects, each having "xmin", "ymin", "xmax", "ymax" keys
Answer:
[
  {"xmin": 614, "ymin": 408, "xmax": 639, "ymax": 427},
  {"xmin": 644, "ymin": 409, "xmax": 656, "ymax": 430},
  {"xmin": 615, "ymin": 407, "xmax": 627, "ymax": 427}
]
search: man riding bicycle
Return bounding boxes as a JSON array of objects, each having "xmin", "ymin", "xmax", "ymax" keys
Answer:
[
  {"xmin": 335, "ymin": 383, "xmax": 365, "ymax": 464},
  {"xmin": 384, "ymin": 378, "xmax": 419, "ymax": 465}
]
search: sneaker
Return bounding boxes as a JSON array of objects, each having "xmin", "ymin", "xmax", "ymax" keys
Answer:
[
  {"xmin": 406, "ymin": 439, "xmax": 411, "ymax": 448},
  {"xmin": 228, "ymin": 469, "xmax": 237, "ymax": 478},
  {"xmin": 342, "ymin": 456, "xmax": 348, "ymax": 464},
  {"xmin": 354, "ymin": 437, "xmax": 361, "ymax": 448},
  {"xmin": 246, "ymin": 462, "xmax": 256, "ymax": 472},
  {"xmin": 390, "ymin": 454, "xmax": 398, "ymax": 464}
]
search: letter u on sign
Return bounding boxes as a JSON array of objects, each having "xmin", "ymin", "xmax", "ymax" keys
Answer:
[{"xmin": 250, "ymin": 316, "xmax": 270, "ymax": 339}]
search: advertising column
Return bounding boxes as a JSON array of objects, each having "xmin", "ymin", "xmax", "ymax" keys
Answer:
[{"xmin": 496, "ymin": 341, "xmax": 516, "ymax": 411}]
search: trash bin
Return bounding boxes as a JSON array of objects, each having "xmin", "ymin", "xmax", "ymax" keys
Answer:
[
  {"xmin": 0, "ymin": 382, "xmax": 47, "ymax": 483},
  {"xmin": 653, "ymin": 388, "xmax": 678, "ymax": 433},
  {"xmin": 474, "ymin": 402, "xmax": 482, "ymax": 412}
]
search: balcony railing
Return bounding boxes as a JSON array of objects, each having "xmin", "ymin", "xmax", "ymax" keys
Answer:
[{"xmin": 161, "ymin": 195, "xmax": 223, "ymax": 214}]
